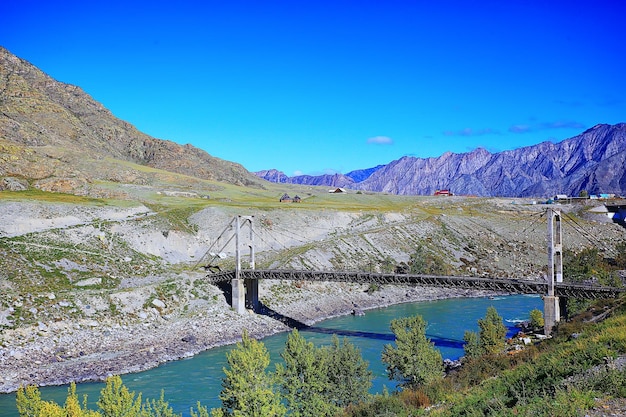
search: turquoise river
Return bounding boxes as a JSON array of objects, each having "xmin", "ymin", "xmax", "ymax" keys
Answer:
[{"xmin": 0, "ymin": 294, "xmax": 543, "ymax": 416}]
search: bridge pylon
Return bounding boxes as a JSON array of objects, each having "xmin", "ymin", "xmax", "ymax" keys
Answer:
[
  {"xmin": 232, "ymin": 215, "xmax": 256, "ymax": 314},
  {"xmin": 545, "ymin": 208, "xmax": 563, "ymax": 334}
]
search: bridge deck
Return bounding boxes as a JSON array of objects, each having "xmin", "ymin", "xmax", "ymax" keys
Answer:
[{"xmin": 207, "ymin": 269, "xmax": 625, "ymax": 299}]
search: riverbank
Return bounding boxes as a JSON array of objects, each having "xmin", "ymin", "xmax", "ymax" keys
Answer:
[{"xmin": 0, "ymin": 279, "xmax": 489, "ymax": 393}]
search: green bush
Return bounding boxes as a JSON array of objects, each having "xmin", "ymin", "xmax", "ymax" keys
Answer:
[
  {"xmin": 341, "ymin": 392, "xmax": 411, "ymax": 417},
  {"xmin": 529, "ymin": 309, "xmax": 544, "ymax": 329}
]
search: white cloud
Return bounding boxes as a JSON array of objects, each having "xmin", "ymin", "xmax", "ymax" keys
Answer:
[
  {"xmin": 367, "ymin": 136, "xmax": 393, "ymax": 145},
  {"xmin": 508, "ymin": 120, "xmax": 586, "ymax": 134},
  {"xmin": 443, "ymin": 127, "xmax": 499, "ymax": 137}
]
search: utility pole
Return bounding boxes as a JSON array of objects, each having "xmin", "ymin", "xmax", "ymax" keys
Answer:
[{"xmin": 544, "ymin": 208, "xmax": 563, "ymax": 334}]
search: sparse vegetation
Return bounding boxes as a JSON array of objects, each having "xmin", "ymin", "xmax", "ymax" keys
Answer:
[
  {"xmin": 409, "ymin": 244, "xmax": 448, "ymax": 275},
  {"xmin": 563, "ymin": 246, "xmax": 626, "ymax": 318}
]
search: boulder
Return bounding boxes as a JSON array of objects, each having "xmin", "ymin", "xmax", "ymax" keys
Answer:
[{"xmin": 0, "ymin": 177, "xmax": 28, "ymax": 191}]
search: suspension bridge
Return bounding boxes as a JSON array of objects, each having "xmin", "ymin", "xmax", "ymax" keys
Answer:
[
  {"xmin": 206, "ymin": 268, "xmax": 622, "ymax": 300},
  {"xmin": 202, "ymin": 210, "xmax": 625, "ymax": 335}
]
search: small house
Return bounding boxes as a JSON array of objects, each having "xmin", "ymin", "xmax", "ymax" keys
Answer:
[
  {"xmin": 279, "ymin": 193, "xmax": 292, "ymax": 203},
  {"xmin": 293, "ymin": 195, "xmax": 302, "ymax": 203},
  {"xmin": 328, "ymin": 188, "xmax": 346, "ymax": 193},
  {"xmin": 434, "ymin": 189, "xmax": 453, "ymax": 196}
]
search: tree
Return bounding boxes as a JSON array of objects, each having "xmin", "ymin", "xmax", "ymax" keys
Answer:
[
  {"xmin": 17, "ymin": 383, "xmax": 101, "ymax": 417},
  {"xmin": 478, "ymin": 306, "xmax": 507, "ymax": 354},
  {"xmin": 529, "ymin": 309, "xmax": 544, "ymax": 330},
  {"xmin": 463, "ymin": 330, "xmax": 481, "ymax": 359},
  {"xmin": 190, "ymin": 403, "xmax": 210, "ymax": 417},
  {"xmin": 140, "ymin": 390, "xmax": 181, "ymax": 417},
  {"xmin": 16, "ymin": 385, "xmax": 43, "ymax": 417},
  {"xmin": 97, "ymin": 376, "xmax": 142, "ymax": 417},
  {"xmin": 324, "ymin": 334, "xmax": 373, "ymax": 408},
  {"xmin": 276, "ymin": 329, "xmax": 336, "ymax": 417},
  {"xmin": 381, "ymin": 315, "xmax": 443, "ymax": 388},
  {"xmin": 409, "ymin": 245, "xmax": 446, "ymax": 275},
  {"xmin": 64, "ymin": 384, "xmax": 101, "ymax": 417},
  {"xmin": 212, "ymin": 330, "xmax": 286, "ymax": 417}
]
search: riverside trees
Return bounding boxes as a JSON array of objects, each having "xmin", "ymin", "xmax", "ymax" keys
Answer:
[
  {"xmin": 16, "ymin": 376, "xmax": 178, "ymax": 417},
  {"xmin": 463, "ymin": 306, "xmax": 507, "ymax": 358},
  {"xmin": 381, "ymin": 315, "xmax": 444, "ymax": 388},
  {"xmin": 212, "ymin": 330, "xmax": 286, "ymax": 417},
  {"xmin": 205, "ymin": 328, "xmax": 373, "ymax": 416},
  {"xmin": 260, "ymin": 330, "xmax": 371, "ymax": 417},
  {"xmin": 14, "ymin": 331, "xmax": 373, "ymax": 417}
]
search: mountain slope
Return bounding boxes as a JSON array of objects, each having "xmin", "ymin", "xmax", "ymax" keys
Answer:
[
  {"xmin": 0, "ymin": 46, "xmax": 262, "ymax": 193},
  {"xmin": 258, "ymin": 123, "xmax": 626, "ymax": 197}
]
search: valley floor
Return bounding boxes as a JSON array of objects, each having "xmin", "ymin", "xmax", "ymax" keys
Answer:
[{"xmin": 1, "ymin": 196, "xmax": 622, "ymax": 394}]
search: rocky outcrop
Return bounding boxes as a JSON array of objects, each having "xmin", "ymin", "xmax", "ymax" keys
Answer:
[{"xmin": 0, "ymin": 176, "xmax": 28, "ymax": 191}]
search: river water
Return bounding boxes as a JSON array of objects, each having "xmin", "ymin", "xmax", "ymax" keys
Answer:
[{"xmin": 0, "ymin": 294, "xmax": 542, "ymax": 416}]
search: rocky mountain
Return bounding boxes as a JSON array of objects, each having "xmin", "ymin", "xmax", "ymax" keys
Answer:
[
  {"xmin": 255, "ymin": 169, "xmax": 356, "ymax": 188},
  {"xmin": 345, "ymin": 164, "xmax": 385, "ymax": 182},
  {"xmin": 257, "ymin": 123, "xmax": 626, "ymax": 197},
  {"xmin": 255, "ymin": 165, "xmax": 386, "ymax": 189},
  {"xmin": 0, "ymin": 46, "xmax": 262, "ymax": 195}
]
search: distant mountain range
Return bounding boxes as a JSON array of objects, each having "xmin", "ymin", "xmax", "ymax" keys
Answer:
[{"xmin": 256, "ymin": 123, "xmax": 626, "ymax": 197}]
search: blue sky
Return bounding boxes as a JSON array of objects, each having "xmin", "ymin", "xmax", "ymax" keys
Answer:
[{"xmin": 2, "ymin": 1, "xmax": 625, "ymax": 176}]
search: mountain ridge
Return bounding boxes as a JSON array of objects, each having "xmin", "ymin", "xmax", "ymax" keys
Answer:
[
  {"xmin": 256, "ymin": 123, "xmax": 626, "ymax": 197},
  {"xmin": 0, "ymin": 46, "xmax": 263, "ymax": 195}
]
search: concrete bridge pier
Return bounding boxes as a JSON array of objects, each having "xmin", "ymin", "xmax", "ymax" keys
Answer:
[
  {"xmin": 231, "ymin": 279, "xmax": 259, "ymax": 313},
  {"xmin": 543, "ymin": 295, "xmax": 560, "ymax": 334},
  {"xmin": 232, "ymin": 278, "xmax": 246, "ymax": 314}
]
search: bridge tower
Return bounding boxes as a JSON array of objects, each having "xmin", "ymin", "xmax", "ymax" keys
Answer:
[
  {"xmin": 233, "ymin": 215, "xmax": 257, "ymax": 314},
  {"xmin": 544, "ymin": 208, "xmax": 563, "ymax": 334}
]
